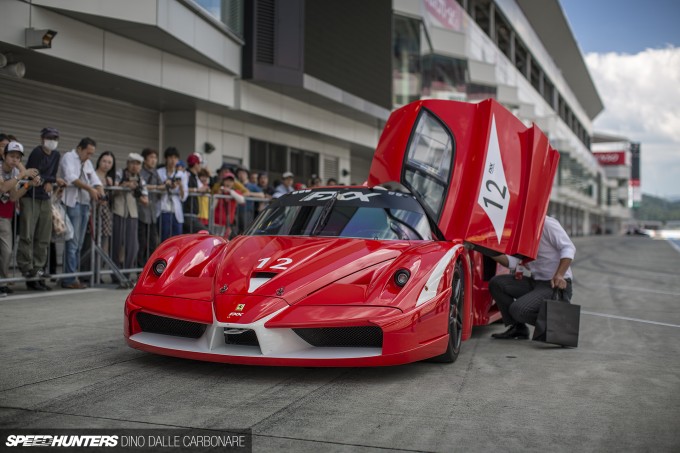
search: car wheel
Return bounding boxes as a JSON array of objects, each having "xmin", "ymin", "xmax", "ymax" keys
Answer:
[{"xmin": 429, "ymin": 260, "xmax": 464, "ymax": 363}]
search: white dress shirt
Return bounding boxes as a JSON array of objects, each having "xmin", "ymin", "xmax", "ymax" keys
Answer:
[
  {"xmin": 58, "ymin": 149, "xmax": 102, "ymax": 208},
  {"xmin": 507, "ymin": 216, "xmax": 575, "ymax": 280}
]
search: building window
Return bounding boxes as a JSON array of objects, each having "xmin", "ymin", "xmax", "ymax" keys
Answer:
[
  {"xmin": 421, "ymin": 55, "xmax": 496, "ymax": 103},
  {"xmin": 393, "ymin": 15, "xmax": 423, "ymax": 107},
  {"xmin": 530, "ymin": 60, "xmax": 541, "ymax": 93},
  {"xmin": 466, "ymin": 83, "xmax": 497, "ymax": 102},
  {"xmin": 192, "ymin": 0, "xmax": 244, "ymax": 38},
  {"xmin": 421, "ymin": 55, "xmax": 468, "ymax": 101},
  {"xmin": 290, "ymin": 149, "xmax": 319, "ymax": 184},
  {"xmin": 542, "ymin": 75, "xmax": 555, "ymax": 108},
  {"xmin": 495, "ymin": 10, "xmax": 512, "ymax": 60},
  {"xmin": 473, "ymin": 0, "xmax": 491, "ymax": 36},
  {"xmin": 514, "ymin": 38, "xmax": 528, "ymax": 77},
  {"xmin": 250, "ymin": 139, "xmax": 318, "ymax": 185}
]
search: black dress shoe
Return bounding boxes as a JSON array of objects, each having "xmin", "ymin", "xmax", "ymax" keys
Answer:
[
  {"xmin": 26, "ymin": 281, "xmax": 47, "ymax": 291},
  {"xmin": 37, "ymin": 280, "xmax": 52, "ymax": 291},
  {"xmin": 492, "ymin": 323, "xmax": 530, "ymax": 340}
]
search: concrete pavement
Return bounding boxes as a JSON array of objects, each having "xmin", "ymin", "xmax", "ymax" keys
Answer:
[{"xmin": 1, "ymin": 235, "xmax": 679, "ymax": 452}]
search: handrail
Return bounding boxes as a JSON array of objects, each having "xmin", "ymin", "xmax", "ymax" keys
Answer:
[{"xmin": 0, "ymin": 187, "xmax": 270, "ymax": 288}]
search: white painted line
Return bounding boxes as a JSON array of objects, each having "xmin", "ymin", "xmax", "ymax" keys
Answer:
[
  {"xmin": 582, "ymin": 310, "xmax": 680, "ymax": 328},
  {"xmin": 668, "ymin": 239, "xmax": 680, "ymax": 254},
  {"xmin": 594, "ymin": 284, "xmax": 680, "ymax": 297}
]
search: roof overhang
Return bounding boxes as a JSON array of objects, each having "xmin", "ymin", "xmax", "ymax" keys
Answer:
[{"xmin": 516, "ymin": 0, "xmax": 604, "ymax": 120}]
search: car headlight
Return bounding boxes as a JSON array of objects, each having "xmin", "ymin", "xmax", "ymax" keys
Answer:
[
  {"xmin": 394, "ymin": 269, "xmax": 410, "ymax": 287},
  {"xmin": 152, "ymin": 259, "xmax": 167, "ymax": 277}
]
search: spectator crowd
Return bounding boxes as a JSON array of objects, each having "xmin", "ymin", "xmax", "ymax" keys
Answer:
[{"xmin": 0, "ymin": 127, "xmax": 337, "ymax": 295}]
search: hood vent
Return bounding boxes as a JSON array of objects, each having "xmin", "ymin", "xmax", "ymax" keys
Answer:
[{"xmin": 248, "ymin": 272, "xmax": 277, "ymax": 293}]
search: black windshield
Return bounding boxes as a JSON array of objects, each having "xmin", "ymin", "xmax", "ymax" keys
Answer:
[{"xmin": 247, "ymin": 188, "xmax": 433, "ymax": 241}]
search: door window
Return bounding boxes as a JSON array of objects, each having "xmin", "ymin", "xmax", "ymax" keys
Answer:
[{"xmin": 402, "ymin": 110, "xmax": 454, "ymax": 220}]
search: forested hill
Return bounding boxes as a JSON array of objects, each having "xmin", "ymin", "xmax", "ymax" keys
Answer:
[{"xmin": 636, "ymin": 194, "xmax": 680, "ymax": 221}]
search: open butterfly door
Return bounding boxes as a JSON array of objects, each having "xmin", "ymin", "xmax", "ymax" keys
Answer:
[{"xmin": 367, "ymin": 99, "xmax": 559, "ymax": 260}]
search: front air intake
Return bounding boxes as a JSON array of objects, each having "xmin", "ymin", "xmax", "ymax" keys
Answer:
[
  {"xmin": 136, "ymin": 312, "xmax": 207, "ymax": 339},
  {"xmin": 293, "ymin": 326, "xmax": 383, "ymax": 347},
  {"xmin": 224, "ymin": 329, "xmax": 260, "ymax": 346}
]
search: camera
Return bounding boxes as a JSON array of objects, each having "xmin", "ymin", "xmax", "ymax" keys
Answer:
[{"xmin": 121, "ymin": 171, "xmax": 143, "ymax": 198}]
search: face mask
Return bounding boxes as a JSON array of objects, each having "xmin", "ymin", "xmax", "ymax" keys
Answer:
[{"xmin": 43, "ymin": 140, "xmax": 58, "ymax": 151}]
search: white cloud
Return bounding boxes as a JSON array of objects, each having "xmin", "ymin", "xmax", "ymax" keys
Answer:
[{"xmin": 585, "ymin": 46, "xmax": 680, "ymax": 197}]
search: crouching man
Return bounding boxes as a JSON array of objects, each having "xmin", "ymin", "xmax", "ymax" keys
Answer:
[{"xmin": 488, "ymin": 216, "xmax": 575, "ymax": 339}]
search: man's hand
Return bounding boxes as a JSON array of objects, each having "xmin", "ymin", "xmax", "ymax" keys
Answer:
[
  {"xmin": 140, "ymin": 195, "xmax": 149, "ymax": 206},
  {"xmin": 44, "ymin": 182, "xmax": 53, "ymax": 194},
  {"xmin": 551, "ymin": 274, "xmax": 568, "ymax": 289},
  {"xmin": 30, "ymin": 176, "xmax": 42, "ymax": 187},
  {"xmin": 22, "ymin": 168, "xmax": 40, "ymax": 179},
  {"xmin": 551, "ymin": 258, "xmax": 572, "ymax": 289},
  {"xmin": 88, "ymin": 187, "xmax": 101, "ymax": 201},
  {"xmin": 56, "ymin": 178, "xmax": 67, "ymax": 187}
]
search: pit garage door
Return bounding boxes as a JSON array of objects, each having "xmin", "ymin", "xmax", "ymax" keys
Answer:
[{"xmin": 0, "ymin": 76, "xmax": 159, "ymax": 164}]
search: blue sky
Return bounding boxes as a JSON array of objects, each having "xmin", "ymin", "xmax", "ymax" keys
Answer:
[
  {"xmin": 561, "ymin": 0, "xmax": 680, "ymax": 54},
  {"xmin": 560, "ymin": 0, "xmax": 680, "ymax": 199}
]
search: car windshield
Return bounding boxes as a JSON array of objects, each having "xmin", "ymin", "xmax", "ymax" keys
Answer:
[{"xmin": 247, "ymin": 188, "xmax": 433, "ymax": 241}]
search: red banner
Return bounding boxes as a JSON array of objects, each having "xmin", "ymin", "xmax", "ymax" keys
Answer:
[
  {"xmin": 594, "ymin": 151, "xmax": 627, "ymax": 166},
  {"xmin": 423, "ymin": 0, "xmax": 464, "ymax": 31}
]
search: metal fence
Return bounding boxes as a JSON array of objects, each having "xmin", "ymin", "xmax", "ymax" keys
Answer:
[{"xmin": 0, "ymin": 188, "xmax": 269, "ymax": 289}]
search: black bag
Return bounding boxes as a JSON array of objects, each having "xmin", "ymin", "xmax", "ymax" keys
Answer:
[{"xmin": 532, "ymin": 290, "xmax": 580, "ymax": 347}]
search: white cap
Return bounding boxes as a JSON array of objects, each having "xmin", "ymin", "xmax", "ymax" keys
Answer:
[
  {"xmin": 282, "ymin": 171, "xmax": 294, "ymax": 179},
  {"xmin": 127, "ymin": 152, "xmax": 144, "ymax": 163},
  {"xmin": 5, "ymin": 141, "xmax": 24, "ymax": 155}
]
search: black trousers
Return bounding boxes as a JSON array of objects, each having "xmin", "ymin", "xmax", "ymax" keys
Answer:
[{"xmin": 489, "ymin": 274, "xmax": 573, "ymax": 326}]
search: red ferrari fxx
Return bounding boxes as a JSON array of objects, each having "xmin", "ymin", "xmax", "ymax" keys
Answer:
[{"xmin": 125, "ymin": 99, "xmax": 559, "ymax": 366}]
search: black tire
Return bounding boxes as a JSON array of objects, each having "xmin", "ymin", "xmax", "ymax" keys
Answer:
[{"xmin": 429, "ymin": 260, "xmax": 464, "ymax": 363}]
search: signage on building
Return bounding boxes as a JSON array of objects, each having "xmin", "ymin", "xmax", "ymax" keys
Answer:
[
  {"xmin": 630, "ymin": 143, "xmax": 641, "ymax": 208},
  {"xmin": 594, "ymin": 151, "xmax": 628, "ymax": 166},
  {"xmin": 423, "ymin": 0, "xmax": 464, "ymax": 32},
  {"xmin": 630, "ymin": 142, "xmax": 640, "ymax": 179},
  {"xmin": 630, "ymin": 179, "xmax": 641, "ymax": 208}
]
